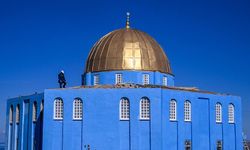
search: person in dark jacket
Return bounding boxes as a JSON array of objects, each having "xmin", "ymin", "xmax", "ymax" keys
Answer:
[{"xmin": 58, "ymin": 70, "xmax": 66, "ymax": 88}]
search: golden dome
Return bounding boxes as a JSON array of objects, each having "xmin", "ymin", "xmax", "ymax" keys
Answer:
[{"xmin": 85, "ymin": 28, "xmax": 172, "ymax": 74}]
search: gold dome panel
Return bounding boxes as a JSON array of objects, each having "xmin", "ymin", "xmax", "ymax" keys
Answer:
[{"xmin": 85, "ymin": 28, "xmax": 172, "ymax": 74}]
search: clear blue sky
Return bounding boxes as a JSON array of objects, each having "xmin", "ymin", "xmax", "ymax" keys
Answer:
[{"xmin": 0, "ymin": 0, "xmax": 249, "ymax": 142}]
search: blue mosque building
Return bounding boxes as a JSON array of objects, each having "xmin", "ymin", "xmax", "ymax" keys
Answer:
[{"xmin": 6, "ymin": 15, "xmax": 243, "ymax": 150}]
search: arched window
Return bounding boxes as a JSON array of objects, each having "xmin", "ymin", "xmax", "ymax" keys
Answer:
[
  {"xmin": 184, "ymin": 101, "xmax": 191, "ymax": 121},
  {"xmin": 170, "ymin": 99, "xmax": 177, "ymax": 121},
  {"xmin": 16, "ymin": 105, "xmax": 20, "ymax": 124},
  {"xmin": 142, "ymin": 74, "xmax": 149, "ymax": 85},
  {"xmin": 9, "ymin": 105, "xmax": 13, "ymax": 124},
  {"xmin": 54, "ymin": 98, "xmax": 63, "ymax": 120},
  {"xmin": 116, "ymin": 74, "xmax": 123, "ymax": 84},
  {"xmin": 140, "ymin": 97, "xmax": 150, "ymax": 120},
  {"xmin": 73, "ymin": 98, "xmax": 83, "ymax": 120},
  {"xmin": 120, "ymin": 98, "xmax": 130, "ymax": 120},
  {"xmin": 216, "ymin": 103, "xmax": 222, "ymax": 123},
  {"xmin": 228, "ymin": 104, "xmax": 235, "ymax": 123},
  {"xmin": 93, "ymin": 75, "xmax": 99, "ymax": 85},
  {"xmin": 163, "ymin": 76, "xmax": 168, "ymax": 86},
  {"xmin": 33, "ymin": 102, "xmax": 37, "ymax": 122},
  {"xmin": 40, "ymin": 100, "xmax": 44, "ymax": 113}
]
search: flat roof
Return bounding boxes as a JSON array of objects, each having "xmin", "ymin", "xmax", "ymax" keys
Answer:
[{"xmin": 48, "ymin": 83, "xmax": 237, "ymax": 97}]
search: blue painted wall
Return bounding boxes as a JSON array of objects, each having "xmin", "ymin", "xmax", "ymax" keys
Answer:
[
  {"xmin": 41, "ymin": 87, "xmax": 242, "ymax": 150},
  {"xmin": 83, "ymin": 70, "xmax": 175, "ymax": 86},
  {"xmin": 6, "ymin": 94, "xmax": 44, "ymax": 150}
]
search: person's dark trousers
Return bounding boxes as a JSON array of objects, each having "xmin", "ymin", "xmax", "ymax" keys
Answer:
[
  {"xmin": 62, "ymin": 82, "xmax": 66, "ymax": 88},
  {"xmin": 59, "ymin": 82, "xmax": 66, "ymax": 88}
]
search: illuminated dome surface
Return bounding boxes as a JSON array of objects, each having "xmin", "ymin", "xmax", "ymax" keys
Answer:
[{"xmin": 85, "ymin": 28, "xmax": 172, "ymax": 74}]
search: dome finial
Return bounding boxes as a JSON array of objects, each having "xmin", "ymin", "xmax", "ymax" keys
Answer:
[{"xmin": 126, "ymin": 12, "xmax": 130, "ymax": 29}]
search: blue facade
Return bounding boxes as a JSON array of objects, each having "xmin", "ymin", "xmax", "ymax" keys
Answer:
[
  {"xmin": 0, "ymin": 143, "xmax": 5, "ymax": 150},
  {"xmin": 40, "ymin": 86, "xmax": 242, "ymax": 150},
  {"xmin": 6, "ymin": 94, "xmax": 44, "ymax": 150},
  {"xmin": 5, "ymin": 84, "xmax": 243, "ymax": 150}
]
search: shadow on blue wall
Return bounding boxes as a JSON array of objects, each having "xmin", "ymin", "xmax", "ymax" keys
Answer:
[{"xmin": 34, "ymin": 110, "xmax": 43, "ymax": 150}]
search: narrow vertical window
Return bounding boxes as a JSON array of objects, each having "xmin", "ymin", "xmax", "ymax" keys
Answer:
[
  {"xmin": 16, "ymin": 105, "xmax": 20, "ymax": 124},
  {"xmin": 54, "ymin": 98, "xmax": 63, "ymax": 120},
  {"xmin": 170, "ymin": 100, "xmax": 177, "ymax": 121},
  {"xmin": 163, "ymin": 76, "xmax": 168, "ymax": 86},
  {"xmin": 185, "ymin": 140, "xmax": 192, "ymax": 150},
  {"xmin": 217, "ymin": 140, "xmax": 222, "ymax": 150},
  {"xmin": 9, "ymin": 105, "xmax": 13, "ymax": 124},
  {"xmin": 184, "ymin": 101, "xmax": 191, "ymax": 122},
  {"xmin": 40, "ymin": 100, "xmax": 44, "ymax": 113},
  {"xmin": 115, "ymin": 73, "xmax": 123, "ymax": 84},
  {"xmin": 93, "ymin": 75, "xmax": 99, "ymax": 85},
  {"xmin": 228, "ymin": 104, "xmax": 235, "ymax": 123},
  {"xmin": 140, "ymin": 97, "xmax": 150, "ymax": 120},
  {"xmin": 142, "ymin": 74, "xmax": 149, "ymax": 85},
  {"xmin": 216, "ymin": 103, "xmax": 222, "ymax": 123},
  {"xmin": 73, "ymin": 98, "xmax": 83, "ymax": 120},
  {"xmin": 120, "ymin": 98, "xmax": 130, "ymax": 120},
  {"xmin": 33, "ymin": 102, "xmax": 37, "ymax": 122}
]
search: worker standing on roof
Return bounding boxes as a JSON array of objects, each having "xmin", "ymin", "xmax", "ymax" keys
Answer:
[{"xmin": 58, "ymin": 70, "xmax": 66, "ymax": 88}]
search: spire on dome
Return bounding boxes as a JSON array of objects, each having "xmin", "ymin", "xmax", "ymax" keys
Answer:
[{"xmin": 126, "ymin": 12, "xmax": 130, "ymax": 29}]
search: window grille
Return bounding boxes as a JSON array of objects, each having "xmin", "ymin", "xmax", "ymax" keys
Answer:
[
  {"xmin": 16, "ymin": 105, "xmax": 20, "ymax": 124},
  {"xmin": 73, "ymin": 98, "xmax": 83, "ymax": 120},
  {"xmin": 54, "ymin": 99, "xmax": 63, "ymax": 120},
  {"xmin": 216, "ymin": 103, "xmax": 222, "ymax": 123},
  {"xmin": 163, "ymin": 76, "xmax": 168, "ymax": 86},
  {"xmin": 228, "ymin": 104, "xmax": 235, "ymax": 123},
  {"xmin": 142, "ymin": 74, "xmax": 149, "ymax": 85},
  {"xmin": 170, "ymin": 100, "xmax": 177, "ymax": 121},
  {"xmin": 115, "ymin": 74, "xmax": 123, "ymax": 84},
  {"xmin": 33, "ymin": 102, "xmax": 37, "ymax": 122},
  {"xmin": 184, "ymin": 101, "xmax": 191, "ymax": 121},
  {"xmin": 120, "ymin": 98, "xmax": 130, "ymax": 120},
  {"xmin": 93, "ymin": 75, "xmax": 99, "ymax": 85},
  {"xmin": 140, "ymin": 98, "xmax": 150, "ymax": 120}
]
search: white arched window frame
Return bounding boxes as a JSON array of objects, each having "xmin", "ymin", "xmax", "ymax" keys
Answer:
[
  {"xmin": 9, "ymin": 105, "xmax": 13, "ymax": 124},
  {"xmin": 140, "ymin": 97, "xmax": 150, "ymax": 120},
  {"xmin": 33, "ymin": 102, "xmax": 37, "ymax": 122},
  {"xmin": 216, "ymin": 103, "xmax": 222, "ymax": 123},
  {"xmin": 184, "ymin": 100, "xmax": 191, "ymax": 122},
  {"xmin": 228, "ymin": 104, "xmax": 235, "ymax": 123},
  {"xmin": 120, "ymin": 98, "xmax": 130, "ymax": 120},
  {"xmin": 170, "ymin": 100, "xmax": 177, "ymax": 121},
  {"xmin": 16, "ymin": 105, "xmax": 20, "ymax": 124},
  {"xmin": 73, "ymin": 98, "xmax": 83, "ymax": 120},
  {"xmin": 54, "ymin": 98, "xmax": 63, "ymax": 120}
]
